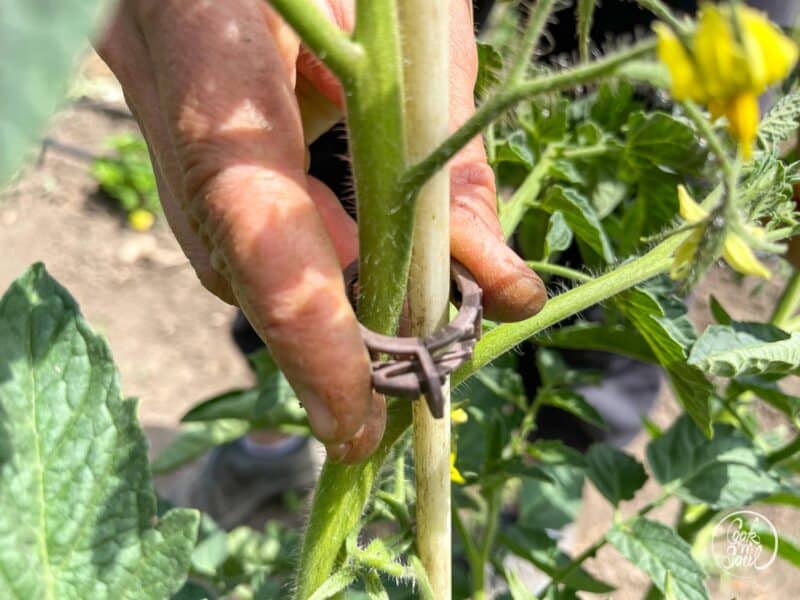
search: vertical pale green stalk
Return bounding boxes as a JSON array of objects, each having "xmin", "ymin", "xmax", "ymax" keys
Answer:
[{"xmin": 398, "ymin": 0, "xmax": 452, "ymax": 595}]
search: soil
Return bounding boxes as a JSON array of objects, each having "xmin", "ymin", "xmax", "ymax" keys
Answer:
[{"xmin": 1, "ymin": 54, "xmax": 798, "ymax": 599}]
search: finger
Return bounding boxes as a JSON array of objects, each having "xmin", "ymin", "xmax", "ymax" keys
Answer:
[
  {"xmin": 447, "ymin": 0, "xmax": 547, "ymax": 321},
  {"xmin": 96, "ymin": 2, "xmax": 237, "ymax": 303},
  {"xmin": 326, "ymin": 392, "xmax": 386, "ymax": 464},
  {"xmin": 136, "ymin": 0, "xmax": 374, "ymax": 445},
  {"xmin": 450, "ymin": 163, "xmax": 547, "ymax": 321}
]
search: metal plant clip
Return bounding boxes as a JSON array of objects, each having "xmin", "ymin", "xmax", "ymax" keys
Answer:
[{"xmin": 343, "ymin": 260, "xmax": 483, "ymax": 419}]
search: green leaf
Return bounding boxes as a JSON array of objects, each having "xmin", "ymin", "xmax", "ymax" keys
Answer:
[
  {"xmin": 619, "ymin": 286, "xmax": 713, "ymax": 436},
  {"xmin": 708, "ymin": 295, "xmax": 733, "ymax": 325},
  {"xmin": 539, "ymin": 322, "xmax": 657, "ymax": 364},
  {"xmin": 543, "ymin": 211, "xmax": 573, "ymax": 258},
  {"xmin": 181, "ymin": 349, "xmax": 307, "ymax": 432},
  {"xmin": 307, "ymin": 567, "xmax": 357, "ymax": 600},
  {"xmin": 484, "ymin": 457, "xmax": 553, "ymax": 487},
  {"xmin": 539, "ymin": 389, "xmax": 607, "ymax": 429},
  {"xmin": 758, "ymin": 89, "xmax": 800, "ymax": 146},
  {"xmin": 498, "ymin": 526, "xmax": 613, "ymax": 593},
  {"xmin": 476, "ymin": 41, "xmax": 503, "ymax": 99},
  {"xmin": 607, "ymin": 518, "xmax": 709, "ymax": 600},
  {"xmin": 151, "ymin": 419, "xmax": 251, "ymax": 475},
  {"xmin": 728, "ymin": 376, "xmax": 800, "ymax": 418},
  {"xmin": 623, "ymin": 111, "xmax": 706, "ymax": 176},
  {"xmin": 541, "ymin": 186, "xmax": 615, "ymax": 262},
  {"xmin": 494, "ymin": 130, "xmax": 534, "ymax": 167},
  {"xmin": 590, "ymin": 82, "xmax": 641, "ymax": 132},
  {"xmin": 519, "ymin": 463, "xmax": 584, "ymax": 530},
  {"xmin": 181, "ymin": 388, "xmax": 262, "ymax": 422},
  {"xmin": 362, "ymin": 570, "xmax": 389, "ymax": 600},
  {"xmin": 585, "ymin": 443, "xmax": 647, "ymax": 506},
  {"xmin": 1, "ymin": 0, "xmax": 109, "ymax": 182},
  {"xmin": 408, "ymin": 554, "xmax": 435, "ymax": 600},
  {"xmin": 646, "ymin": 415, "xmax": 780, "ymax": 508},
  {"xmin": 527, "ymin": 440, "xmax": 587, "ymax": 469},
  {"xmin": 0, "ymin": 264, "xmax": 198, "ymax": 598},
  {"xmin": 526, "ymin": 99, "xmax": 569, "ymax": 144},
  {"xmin": 688, "ymin": 323, "xmax": 800, "ymax": 378},
  {"xmin": 191, "ymin": 529, "xmax": 229, "ymax": 577},
  {"xmin": 504, "ymin": 565, "xmax": 537, "ymax": 600},
  {"xmin": 592, "ymin": 179, "xmax": 628, "ymax": 219}
]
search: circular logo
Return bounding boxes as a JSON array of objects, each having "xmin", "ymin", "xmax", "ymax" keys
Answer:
[{"xmin": 710, "ymin": 510, "xmax": 778, "ymax": 579}]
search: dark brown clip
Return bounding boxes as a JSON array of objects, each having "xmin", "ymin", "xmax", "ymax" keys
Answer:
[{"xmin": 344, "ymin": 261, "xmax": 483, "ymax": 419}]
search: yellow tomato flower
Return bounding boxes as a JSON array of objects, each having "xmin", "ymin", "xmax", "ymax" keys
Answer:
[
  {"xmin": 450, "ymin": 451, "xmax": 466, "ymax": 485},
  {"xmin": 450, "ymin": 407, "xmax": 469, "ymax": 425},
  {"xmin": 655, "ymin": 4, "xmax": 798, "ymax": 159},
  {"xmin": 128, "ymin": 208, "xmax": 155, "ymax": 232},
  {"xmin": 671, "ymin": 185, "xmax": 771, "ymax": 280}
]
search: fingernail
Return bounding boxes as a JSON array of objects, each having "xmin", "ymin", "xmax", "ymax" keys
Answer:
[
  {"xmin": 298, "ymin": 391, "xmax": 339, "ymax": 442},
  {"xmin": 514, "ymin": 263, "xmax": 547, "ymax": 318}
]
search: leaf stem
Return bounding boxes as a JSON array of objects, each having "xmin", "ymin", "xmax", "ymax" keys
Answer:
[
  {"xmin": 526, "ymin": 261, "xmax": 594, "ymax": 283},
  {"xmin": 265, "ymin": 0, "xmax": 363, "ymax": 82},
  {"xmin": 771, "ymin": 271, "xmax": 800, "ymax": 329},
  {"xmin": 766, "ymin": 433, "xmax": 800, "ymax": 467},
  {"xmin": 508, "ymin": 0, "xmax": 558, "ymax": 82},
  {"xmin": 577, "ymin": 0, "xmax": 597, "ymax": 63},
  {"xmin": 401, "ymin": 39, "xmax": 657, "ymax": 199},
  {"xmin": 454, "ymin": 233, "xmax": 687, "ymax": 386},
  {"xmin": 633, "ymin": 0, "xmax": 690, "ymax": 36},
  {"xmin": 499, "ymin": 145, "xmax": 556, "ymax": 238},
  {"xmin": 472, "ymin": 487, "xmax": 502, "ymax": 600}
]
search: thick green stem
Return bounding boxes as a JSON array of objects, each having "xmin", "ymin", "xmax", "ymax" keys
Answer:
[
  {"xmin": 771, "ymin": 271, "xmax": 800, "ymax": 329},
  {"xmin": 499, "ymin": 145, "xmax": 555, "ymax": 238},
  {"xmin": 266, "ymin": 0, "xmax": 363, "ymax": 81},
  {"xmin": 350, "ymin": 0, "xmax": 411, "ymax": 334},
  {"xmin": 287, "ymin": 2, "xmax": 411, "ymax": 597},
  {"xmin": 454, "ymin": 233, "xmax": 686, "ymax": 386},
  {"xmin": 401, "ymin": 39, "xmax": 657, "ymax": 199},
  {"xmin": 293, "ymin": 404, "xmax": 411, "ymax": 599}
]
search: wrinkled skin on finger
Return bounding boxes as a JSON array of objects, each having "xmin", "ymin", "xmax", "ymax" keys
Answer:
[{"xmin": 96, "ymin": 0, "xmax": 545, "ymax": 464}]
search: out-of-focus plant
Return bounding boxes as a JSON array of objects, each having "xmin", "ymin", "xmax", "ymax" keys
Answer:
[{"xmin": 91, "ymin": 133, "xmax": 161, "ymax": 231}]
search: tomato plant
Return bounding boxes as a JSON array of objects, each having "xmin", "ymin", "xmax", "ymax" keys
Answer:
[{"xmin": 2, "ymin": 1, "xmax": 800, "ymax": 599}]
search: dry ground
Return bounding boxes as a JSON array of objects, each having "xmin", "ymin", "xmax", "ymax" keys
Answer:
[{"xmin": 1, "ymin": 55, "xmax": 799, "ymax": 599}]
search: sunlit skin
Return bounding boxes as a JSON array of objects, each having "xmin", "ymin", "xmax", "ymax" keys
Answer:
[
  {"xmin": 97, "ymin": 0, "xmax": 546, "ymax": 464},
  {"xmin": 655, "ymin": 4, "xmax": 798, "ymax": 159}
]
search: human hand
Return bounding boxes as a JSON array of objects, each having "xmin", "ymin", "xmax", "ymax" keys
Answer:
[{"xmin": 97, "ymin": 0, "xmax": 546, "ymax": 464}]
